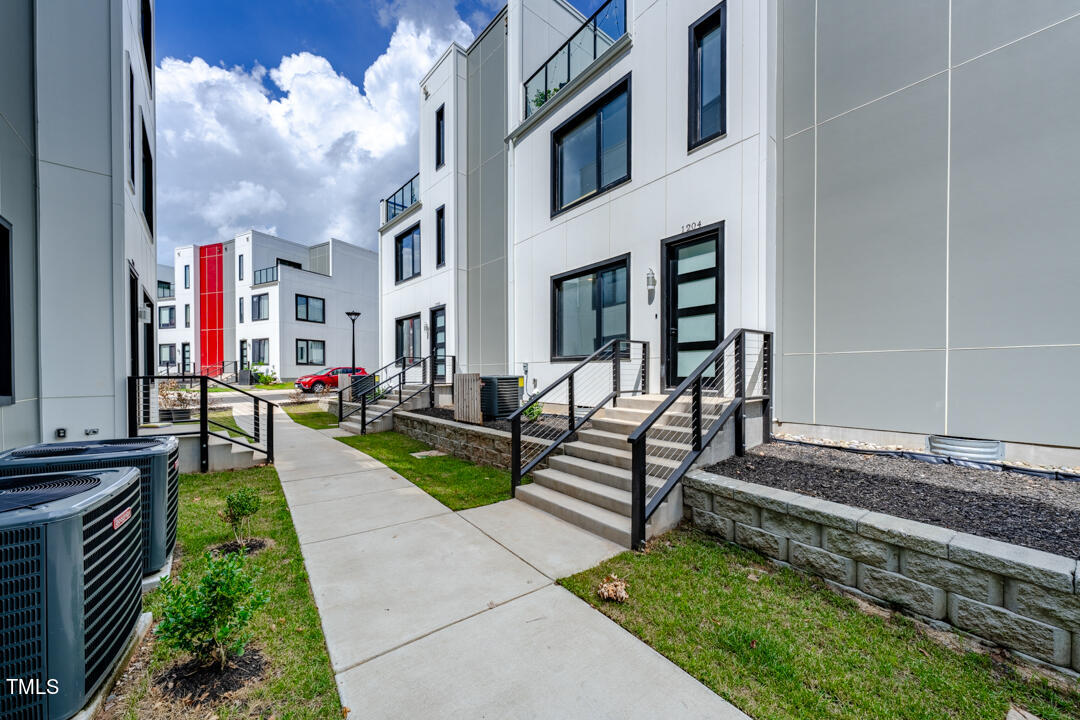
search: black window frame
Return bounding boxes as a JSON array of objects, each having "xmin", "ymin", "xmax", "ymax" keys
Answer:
[
  {"xmin": 183, "ymin": 264, "xmax": 190, "ymax": 288},
  {"xmin": 141, "ymin": 120, "xmax": 154, "ymax": 237},
  {"xmin": 295, "ymin": 338, "xmax": 326, "ymax": 366},
  {"xmin": 158, "ymin": 304, "xmax": 175, "ymax": 329},
  {"xmin": 128, "ymin": 66, "xmax": 136, "ymax": 186},
  {"xmin": 550, "ymin": 253, "xmax": 631, "ymax": 362},
  {"xmin": 551, "ymin": 74, "xmax": 632, "ymax": 217},
  {"xmin": 252, "ymin": 338, "xmax": 269, "ymax": 365},
  {"xmin": 238, "ymin": 253, "xmax": 244, "ymax": 280},
  {"xmin": 295, "ymin": 293, "xmax": 326, "ymax": 323},
  {"xmin": 184, "ymin": 303, "xmax": 190, "ymax": 328},
  {"xmin": 435, "ymin": 205, "xmax": 446, "ymax": 268},
  {"xmin": 238, "ymin": 296, "xmax": 244, "ymax": 323},
  {"xmin": 158, "ymin": 343, "xmax": 176, "ymax": 365},
  {"xmin": 0, "ymin": 217, "xmax": 12, "ymax": 405},
  {"xmin": 156, "ymin": 279, "xmax": 172, "ymax": 298},
  {"xmin": 394, "ymin": 222, "xmax": 422, "ymax": 284},
  {"xmin": 395, "ymin": 314, "xmax": 421, "ymax": 360},
  {"xmin": 435, "ymin": 104, "xmax": 446, "ymax": 169},
  {"xmin": 251, "ymin": 293, "xmax": 269, "ymax": 321},
  {"xmin": 688, "ymin": 2, "xmax": 727, "ymax": 151},
  {"xmin": 140, "ymin": 0, "xmax": 153, "ymax": 91}
]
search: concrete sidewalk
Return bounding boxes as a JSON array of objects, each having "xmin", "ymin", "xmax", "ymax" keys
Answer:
[{"xmin": 273, "ymin": 413, "xmax": 749, "ymax": 719}]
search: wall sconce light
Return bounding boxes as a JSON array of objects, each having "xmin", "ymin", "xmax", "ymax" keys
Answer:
[{"xmin": 646, "ymin": 268, "xmax": 657, "ymax": 305}]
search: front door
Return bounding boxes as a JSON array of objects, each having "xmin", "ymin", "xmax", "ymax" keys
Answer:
[
  {"xmin": 430, "ymin": 306, "xmax": 446, "ymax": 381},
  {"xmin": 239, "ymin": 340, "xmax": 248, "ymax": 370},
  {"xmin": 664, "ymin": 228, "xmax": 722, "ymax": 387},
  {"xmin": 181, "ymin": 343, "xmax": 191, "ymax": 374}
]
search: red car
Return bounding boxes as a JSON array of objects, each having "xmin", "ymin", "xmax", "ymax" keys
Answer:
[{"xmin": 294, "ymin": 366, "xmax": 366, "ymax": 393}]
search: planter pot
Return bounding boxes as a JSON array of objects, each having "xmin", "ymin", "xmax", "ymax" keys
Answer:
[{"xmin": 159, "ymin": 408, "xmax": 193, "ymax": 423}]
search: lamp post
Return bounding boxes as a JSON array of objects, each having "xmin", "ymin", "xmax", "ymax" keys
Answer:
[{"xmin": 345, "ymin": 311, "xmax": 361, "ymax": 369}]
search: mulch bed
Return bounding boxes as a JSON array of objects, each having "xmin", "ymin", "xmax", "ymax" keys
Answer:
[
  {"xmin": 156, "ymin": 648, "xmax": 267, "ymax": 706},
  {"xmin": 412, "ymin": 407, "xmax": 576, "ymax": 439},
  {"xmin": 707, "ymin": 442, "xmax": 1080, "ymax": 560},
  {"xmin": 210, "ymin": 537, "xmax": 271, "ymax": 557}
]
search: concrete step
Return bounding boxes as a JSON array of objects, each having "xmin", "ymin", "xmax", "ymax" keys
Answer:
[
  {"xmin": 547, "ymin": 454, "xmax": 632, "ymax": 490},
  {"xmin": 516, "ymin": 483, "xmax": 630, "ymax": 546},
  {"xmin": 531, "ymin": 468, "xmax": 632, "ymax": 515},
  {"xmin": 563, "ymin": 440, "xmax": 682, "ymax": 473},
  {"xmin": 576, "ymin": 428, "xmax": 689, "ymax": 455},
  {"xmin": 591, "ymin": 416, "xmax": 694, "ymax": 442},
  {"xmin": 609, "ymin": 395, "xmax": 667, "ymax": 412}
]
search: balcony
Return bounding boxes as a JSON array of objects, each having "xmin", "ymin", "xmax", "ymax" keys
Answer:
[
  {"xmin": 524, "ymin": 0, "xmax": 626, "ymax": 119},
  {"xmin": 252, "ymin": 265, "xmax": 278, "ymax": 285},
  {"xmin": 157, "ymin": 283, "xmax": 174, "ymax": 300},
  {"xmin": 386, "ymin": 172, "xmax": 420, "ymax": 223}
]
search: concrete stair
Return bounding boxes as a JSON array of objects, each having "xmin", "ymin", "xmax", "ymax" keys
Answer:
[
  {"xmin": 338, "ymin": 385, "xmax": 429, "ymax": 435},
  {"xmin": 175, "ymin": 433, "xmax": 260, "ymax": 473}
]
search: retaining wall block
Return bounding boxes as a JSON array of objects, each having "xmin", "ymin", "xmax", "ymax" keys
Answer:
[
  {"xmin": 858, "ymin": 512, "xmax": 954, "ymax": 559},
  {"xmin": 1075, "ymin": 632, "xmax": 1080, "ymax": 671},
  {"xmin": 824, "ymin": 528, "xmax": 899, "ymax": 571},
  {"xmin": 790, "ymin": 541, "xmax": 856, "ymax": 586},
  {"xmin": 735, "ymin": 523, "xmax": 788, "ymax": 561},
  {"xmin": 948, "ymin": 594, "xmax": 1072, "ymax": 667},
  {"xmin": 693, "ymin": 508, "xmax": 734, "ymax": 541},
  {"xmin": 901, "ymin": 550, "xmax": 1003, "ymax": 605},
  {"xmin": 857, "ymin": 564, "xmax": 947, "ymax": 619},
  {"xmin": 948, "ymin": 533, "xmax": 1075, "ymax": 594},
  {"xmin": 783, "ymin": 493, "xmax": 867, "ymax": 533},
  {"xmin": 731, "ymin": 484, "xmax": 802, "ymax": 514},
  {"xmin": 683, "ymin": 486, "xmax": 712, "ymax": 513},
  {"xmin": 1004, "ymin": 581, "xmax": 1080, "ymax": 630},
  {"xmin": 761, "ymin": 509, "xmax": 822, "ymax": 547},
  {"xmin": 683, "ymin": 470, "xmax": 741, "ymax": 499},
  {"xmin": 713, "ymin": 496, "xmax": 761, "ymax": 527}
]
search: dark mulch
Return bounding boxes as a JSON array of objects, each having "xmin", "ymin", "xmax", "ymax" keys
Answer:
[
  {"xmin": 412, "ymin": 407, "xmax": 575, "ymax": 439},
  {"xmin": 210, "ymin": 537, "xmax": 270, "ymax": 557},
  {"xmin": 156, "ymin": 648, "xmax": 266, "ymax": 705},
  {"xmin": 708, "ymin": 443, "xmax": 1080, "ymax": 560}
]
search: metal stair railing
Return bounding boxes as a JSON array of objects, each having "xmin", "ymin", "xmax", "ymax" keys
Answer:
[
  {"xmin": 627, "ymin": 329, "xmax": 772, "ymax": 548},
  {"xmin": 336, "ymin": 355, "xmax": 457, "ymax": 434},
  {"xmin": 509, "ymin": 339, "xmax": 649, "ymax": 496}
]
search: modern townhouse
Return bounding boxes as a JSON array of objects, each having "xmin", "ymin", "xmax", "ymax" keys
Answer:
[
  {"xmin": 155, "ymin": 262, "xmax": 196, "ymax": 372},
  {"xmin": 163, "ymin": 231, "xmax": 379, "ymax": 380},
  {"xmin": 0, "ymin": 0, "xmax": 159, "ymax": 450}
]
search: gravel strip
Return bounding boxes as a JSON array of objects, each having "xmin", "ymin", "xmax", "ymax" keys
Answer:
[{"xmin": 707, "ymin": 442, "xmax": 1080, "ymax": 560}]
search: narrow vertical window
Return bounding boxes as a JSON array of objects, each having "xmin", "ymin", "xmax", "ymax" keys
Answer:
[
  {"xmin": 142, "ymin": 123, "xmax": 154, "ymax": 236},
  {"xmin": 184, "ymin": 303, "xmax": 190, "ymax": 328},
  {"xmin": 0, "ymin": 218, "xmax": 12, "ymax": 403},
  {"xmin": 435, "ymin": 105, "xmax": 445, "ymax": 169},
  {"xmin": 128, "ymin": 67, "xmax": 136, "ymax": 185},
  {"xmin": 435, "ymin": 206, "xmax": 446, "ymax": 267},
  {"xmin": 688, "ymin": 2, "xmax": 727, "ymax": 149},
  {"xmin": 239, "ymin": 254, "xmax": 244, "ymax": 280},
  {"xmin": 141, "ymin": 0, "xmax": 153, "ymax": 89},
  {"xmin": 183, "ymin": 264, "xmax": 190, "ymax": 289},
  {"xmin": 239, "ymin": 297, "xmax": 244, "ymax": 323}
]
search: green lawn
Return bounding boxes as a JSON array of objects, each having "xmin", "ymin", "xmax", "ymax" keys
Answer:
[
  {"xmin": 284, "ymin": 402, "xmax": 339, "ymax": 430},
  {"xmin": 115, "ymin": 466, "xmax": 340, "ymax": 719},
  {"xmin": 336, "ymin": 431, "xmax": 516, "ymax": 510},
  {"xmin": 561, "ymin": 529, "xmax": 1080, "ymax": 720}
]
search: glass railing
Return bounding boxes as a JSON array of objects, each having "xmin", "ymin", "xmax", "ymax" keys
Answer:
[
  {"xmin": 252, "ymin": 265, "xmax": 278, "ymax": 285},
  {"xmin": 386, "ymin": 172, "xmax": 420, "ymax": 223},
  {"xmin": 157, "ymin": 285, "xmax": 174, "ymax": 299},
  {"xmin": 524, "ymin": 0, "xmax": 626, "ymax": 119}
]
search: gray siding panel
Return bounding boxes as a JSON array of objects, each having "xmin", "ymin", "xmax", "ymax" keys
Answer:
[
  {"xmin": 0, "ymin": 0, "xmax": 35, "ymax": 150},
  {"xmin": 781, "ymin": 0, "xmax": 815, "ymax": 136},
  {"xmin": 949, "ymin": 17, "xmax": 1080, "ymax": 349},
  {"xmin": 779, "ymin": 354, "xmax": 813, "ymax": 424},
  {"xmin": 951, "ymin": 0, "xmax": 1080, "ymax": 64},
  {"xmin": 816, "ymin": 75, "xmax": 948, "ymax": 354},
  {"xmin": 780, "ymin": 130, "xmax": 813, "ymax": 355}
]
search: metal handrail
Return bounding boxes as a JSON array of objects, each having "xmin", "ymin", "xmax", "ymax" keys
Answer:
[
  {"xmin": 386, "ymin": 172, "xmax": 420, "ymax": 222},
  {"xmin": 627, "ymin": 328, "xmax": 772, "ymax": 548},
  {"xmin": 337, "ymin": 355, "xmax": 456, "ymax": 433}
]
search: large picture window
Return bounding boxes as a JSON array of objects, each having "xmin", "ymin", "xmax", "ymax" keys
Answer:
[
  {"xmin": 551, "ymin": 255, "xmax": 629, "ymax": 360},
  {"xmin": 252, "ymin": 293, "xmax": 269, "ymax": 321},
  {"xmin": 435, "ymin": 206, "xmax": 446, "ymax": 267},
  {"xmin": 552, "ymin": 76, "xmax": 630, "ymax": 215},
  {"xmin": 142, "ymin": 123, "xmax": 154, "ymax": 236},
  {"xmin": 435, "ymin": 104, "xmax": 446, "ymax": 169},
  {"xmin": 296, "ymin": 339, "xmax": 325, "ymax": 366},
  {"xmin": 158, "ymin": 305, "xmax": 175, "ymax": 329},
  {"xmin": 158, "ymin": 344, "xmax": 175, "ymax": 365},
  {"xmin": 688, "ymin": 2, "xmax": 727, "ymax": 149},
  {"xmin": 395, "ymin": 315, "xmax": 421, "ymax": 360},
  {"xmin": 395, "ymin": 223, "xmax": 421, "ymax": 283},
  {"xmin": 296, "ymin": 294, "xmax": 325, "ymax": 323},
  {"xmin": 252, "ymin": 338, "xmax": 269, "ymax": 365}
]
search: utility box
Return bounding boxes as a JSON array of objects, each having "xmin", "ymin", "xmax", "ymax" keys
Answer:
[{"xmin": 480, "ymin": 376, "xmax": 523, "ymax": 420}]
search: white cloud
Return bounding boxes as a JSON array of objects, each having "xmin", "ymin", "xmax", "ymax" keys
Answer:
[{"xmin": 156, "ymin": 5, "xmax": 474, "ymax": 261}]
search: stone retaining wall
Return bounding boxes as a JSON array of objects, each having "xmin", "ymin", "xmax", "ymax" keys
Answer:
[
  {"xmin": 393, "ymin": 411, "xmax": 557, "ymax": 471},
  {"xmin": 685, "ymin": 469, "xmax": 1080, "ymax": 672}
]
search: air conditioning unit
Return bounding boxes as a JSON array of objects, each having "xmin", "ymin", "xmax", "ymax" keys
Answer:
[
  {"xmin": 480, "ymin": 376, "xmax": 523, "ymax": 420},
  {"xmin": 0, "ymin": 436, "xmax": 180, "ymax": 576},
  {"xmin": 0, "ymin": 467, "xmax": 143, "ymax": 720}
]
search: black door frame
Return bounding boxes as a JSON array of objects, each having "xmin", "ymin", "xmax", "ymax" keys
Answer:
[
  {"xmin": 429, "ymin": 305, "xmax": 446, "ymax": 382},
  {"xmin": 660, "ymin": 221, "xmax": 724, "ymax": 389}
]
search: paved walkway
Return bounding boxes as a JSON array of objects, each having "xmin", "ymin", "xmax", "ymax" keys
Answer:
[{"xmin": 273, "ymin": 413, "xmax": 749, "ymax": 719}]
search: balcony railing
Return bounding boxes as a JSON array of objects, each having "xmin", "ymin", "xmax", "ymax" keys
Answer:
[
  {"xmin": 157, "ymin": 286, "xmax": 174, "ymax": 299},
  {"xmin": 524, "ymin": 0, "xmax": 626, "ymax": 119},
  {"xmin": 386, "ymin": 172, "xmax": 420, "ymax": 223},
  {"xmin": 252, "ymin": 265, "xmax": 278, "ymax": 285}
]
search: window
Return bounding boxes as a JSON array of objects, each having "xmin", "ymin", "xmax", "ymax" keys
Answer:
[
  {"xmin": 252, "ymin": 338, "xmax": 269, "ymax": 365},
  {"xmin": 157, "ymin": 280, "xmax": 172, "ymax": 298},
  {"xmin": 238, "ymin": 297, "xmax": 244, "ymax": 323},
  {"xmin": 552, "ymin": 76, "xmax": 630, "ymax": 215},
  {"xmin": 140, "ymin": 0, "xmax": 153, "ymax": 89},
  {"xmin": 296, "ymin": 339, "xmax": 325, "ymax": 366},
  {"xmin": 128, "ymin": 67, "xmax": 135, "ymax": 185},
  {"xmin": 395, "ymin": 315, "xmax": 421, "ymax": 360},
  {"xmin": 142, "ymin": 123, "xmax": 154, "ymax": 236},
  {"xmin": 251, "ymin": 293, "xmax": 269, "ymax": 321},
  {"xmin": 551, "ymin": 255, "xmax": 629, "ymax": 360},
  {"xmin": 0, "ymin": 218, "xmax": 12, "ymax": 404},
  {"xmin": 435, "ymin": 206, "xmax": 446, "ymax": 267},
  {"xmin": 689, "ymin": 2, "xmax": 727, "ymax": 149},
  {"xmin": 238, "ymin": 254, "xmax": 244, "ymax": 281},
  {"xmin": 435, "ymin": 105, "xmax": 445, "ymax": 169},
  {"xmin": 394, "ymin": 223, "xmax": 421, "ymax": 283},
  {"xmin": 183, "ymin": 264, "xmax": 190, "ymax": 288},
  {"xmin": 158, "ymin": 305, "xmax": 175, "ymax": 329},
  {"xmin": 158, "ymin": 344, "xmax": 175, "ymax": 365},
  {"xmin": 278, "ymin": 258, "xmax": 301, "ymax": 270},
  {"xmin": 184, "ymin": 304, "xmax": 191, "ymax": 328},
  {"xmin": 296, "ymin": 294, "xmax": 325, "ymax": 323}
]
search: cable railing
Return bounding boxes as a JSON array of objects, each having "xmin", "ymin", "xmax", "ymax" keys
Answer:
[
  {"xmin": 509, "ymin": 339, "xmax": 648, "ymax": 494},
  {"xmin": 386, "ymin": 172, "xmax": 420, "ymax": 223},
  {"xmin": 336, "ymin": 355, "xmax": 457, "ymax": 433},
  {"xmin": 127, "ymin": 374, "xmax": 277, "ymax": 472},
  {"xmin": 524, "ymin": 0, "xmax": 627, "ymax": 118},
  {"xmin": 627, "ymin": 329, "xmax": 772, "ymax": 548}
]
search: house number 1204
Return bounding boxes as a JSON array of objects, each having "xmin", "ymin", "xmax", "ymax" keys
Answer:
[{"xmin": 681, "ymin": 221, "xmax": 702, "ymax": 233}]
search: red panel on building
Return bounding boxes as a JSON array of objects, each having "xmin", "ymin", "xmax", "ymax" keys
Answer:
[{"xmin": 198, "ymin": 244, "xmax": 224, "ymax": 374}]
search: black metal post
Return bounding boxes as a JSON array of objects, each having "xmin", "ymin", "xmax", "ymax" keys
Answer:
[
  {"xmin": 612, "ymin": 341, "xmax": 621, "ymax": 406},
  {"xmin": 338, "ymin": 388, "xmax": 344, "ymax": 423},
  {"xmin": 567, "ymin": 374, "xmax": 576, "ymax": 434},
  {"xmin": 398, "ymin": 371, "xmax": 403, "ymax": 404},
  {"xmin": 346, "ymin": 311, "xmax": 361, "ymax": 370},
  {"xmin": 429, "ymin": 356, "xmax": 435, "ymax": 408},
  {"xmin": 126, "ymin": 376, "xmax": 137, "ymax": 437},
  {"xmin": 630, "ymin": 439, "xmax": 646, "ymax": 549},
  {"xmin": 266, "ymin": 403, "xmax": 274, "ymax": 464},
  {"xmin": 511, "ymin": 414, "xmax": 521, "ymax": 498},
  {"xmin": 254, "ymin": 397, "xmax": 261, "ymax": 443},
  {"xmin": 691, "ymin": 377, "xmax": 703, "ymax": 452},
  {"xmin": 199, "ymin": 376, "xmax": 209, "ymax": 473},
  {"xmin": 641, "ymin": 341, "xmax": 649, "ymax": 395},
  {"xmin": 762, "ymin": 333, "xmax": 773, "ymax": 443},
  {"xmin": 450, "ymin": 356, "xmax": 456, "ymax": 405},
  {"xmin": 734, "ymin": 333, "xmax": 746, "ymax": 457},
  {"xmin": 361, "ymin": 393, "xmax": 367, "ymax": 435}
]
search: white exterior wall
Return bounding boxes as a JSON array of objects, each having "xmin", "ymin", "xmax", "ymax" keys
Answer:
[
  {"xmin": 379, "ymin": 46, "xmax": 467, "ymax": 370},
  {"xmin": 156, "ymin": 253, "xmax": 198, "ymax": 371},
  {"xmin": 507, "ymin": 0, "xmax": 776, "ymax": 393}
]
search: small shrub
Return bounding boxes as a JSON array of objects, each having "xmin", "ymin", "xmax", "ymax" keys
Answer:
[
  {"xmin": 221, "ymin": 487, "xmax": 261, "ymax": 547},
  {"xmin": 522, "ymin": 399, "xmax": 543, "ymax": 423},
  {"xmin": 251, "ymin": 364, "xmax": 278, "ymax": 385},
  {"xmin": 155, "ymin": 551, "xmax": 270, "ymax": 670}
]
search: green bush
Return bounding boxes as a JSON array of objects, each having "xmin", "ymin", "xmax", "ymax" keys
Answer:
[
  {"xmin": 221, "ymin": 487, "xmax": 261, "ymax": 546},
  {"xmin": 522, "ymin": 399, "xmax": 543, "ymax": 423},
  {"xmin": 155, "ymin": 552, "xmax": 270, "ymax": 670},
  {"xmin": 251, "ymin": 363, "xmax": 278, "ymax": 385}
]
